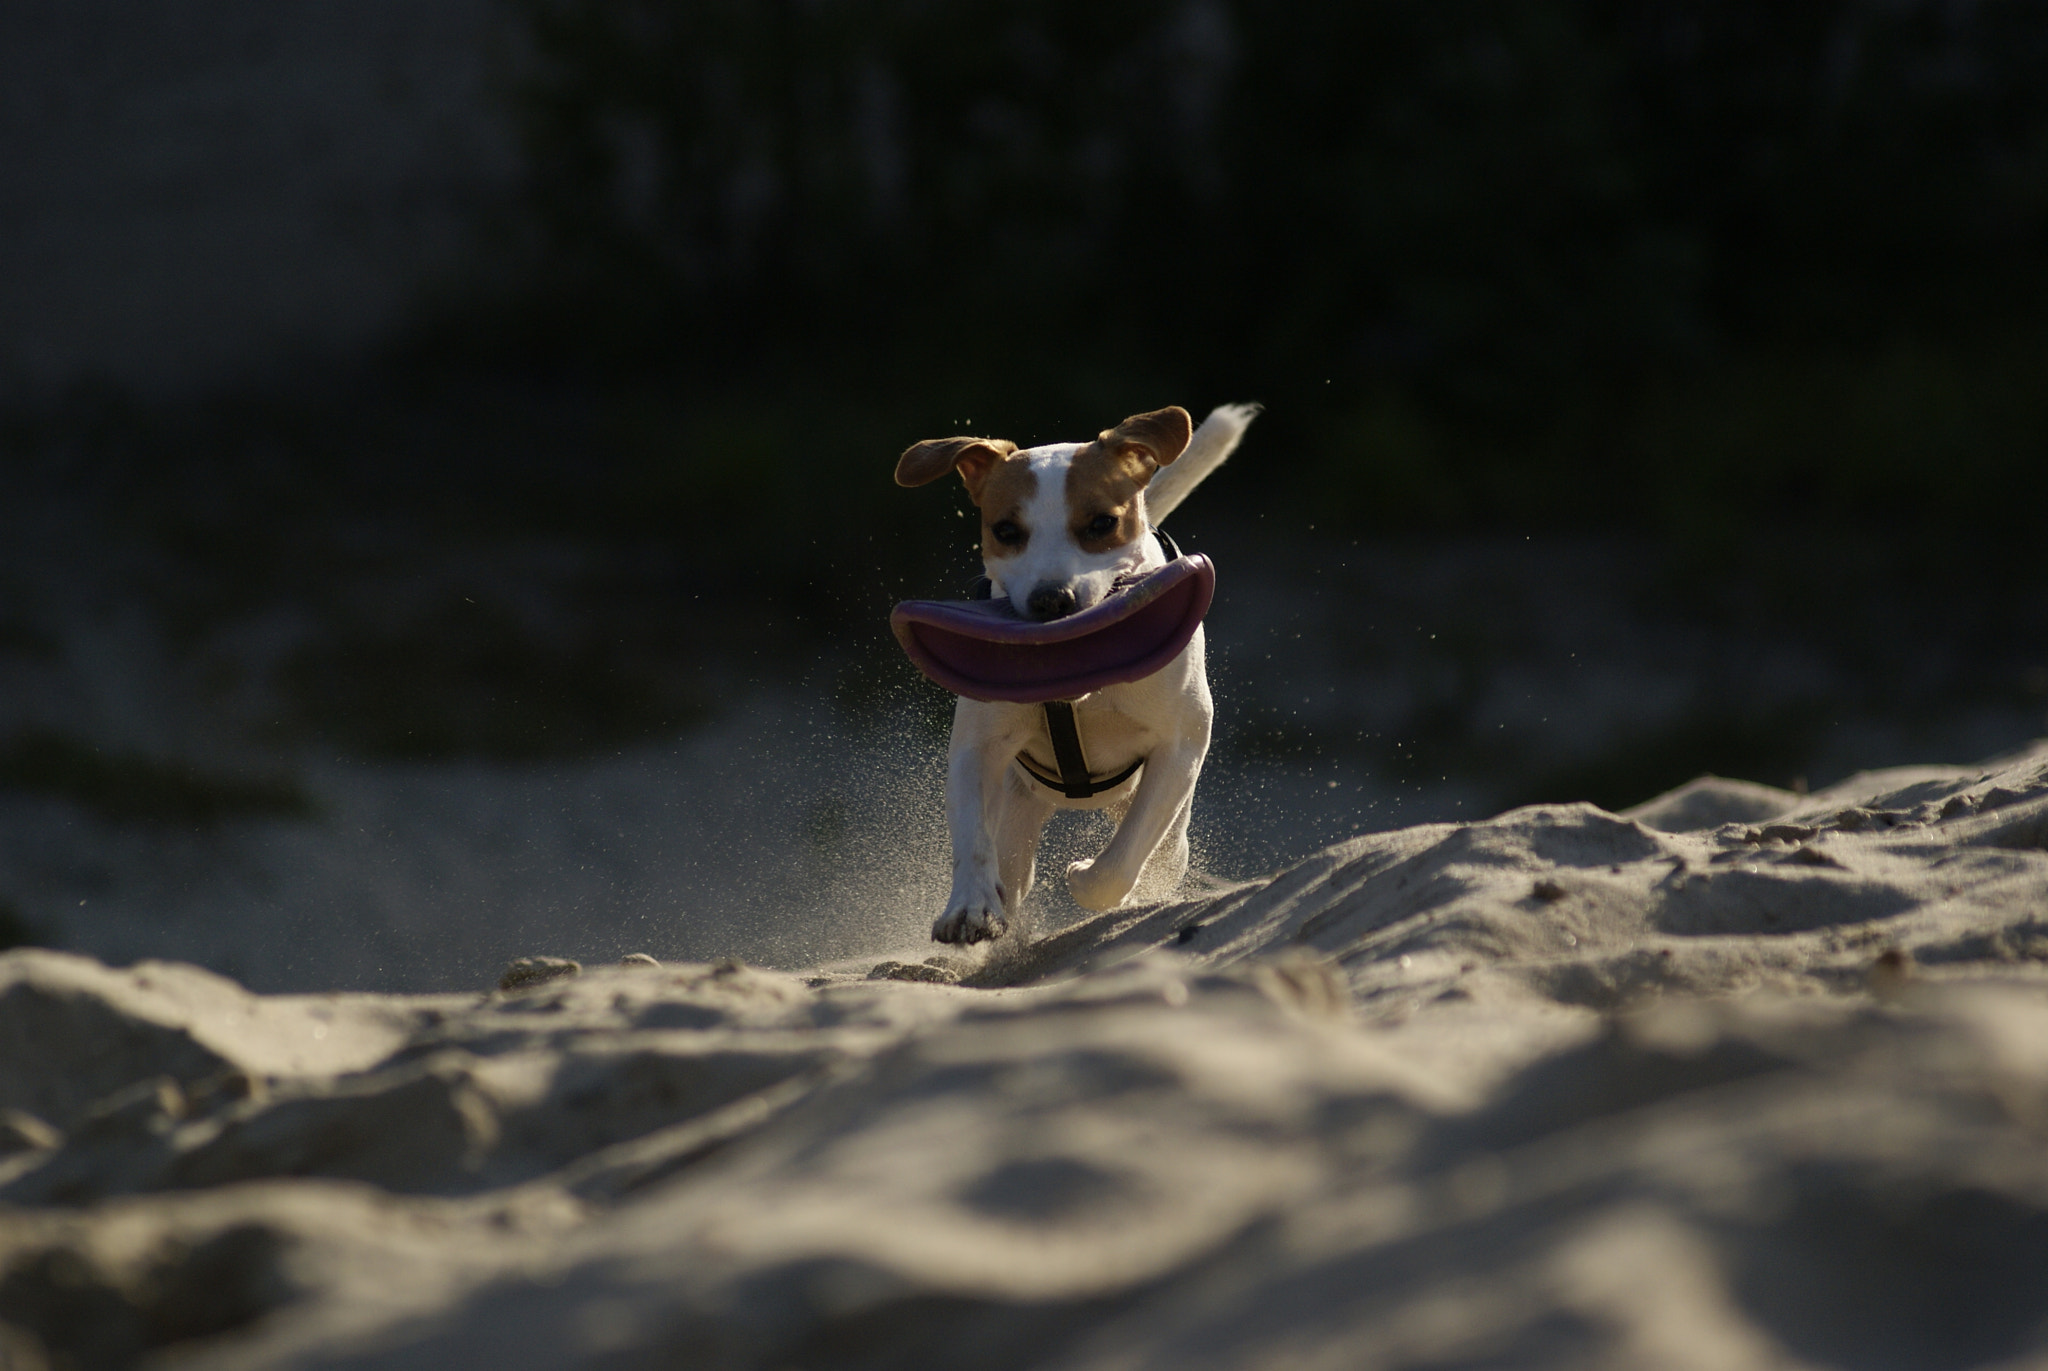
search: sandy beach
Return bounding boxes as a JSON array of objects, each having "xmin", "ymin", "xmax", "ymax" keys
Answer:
[
  {"xmin": 2, "ymin": 739, "xmax": 2045, "ymax": 1369},
  {"xmin": 8, "ymin": 6, "xmax": 2048, "ymax": 1368}
]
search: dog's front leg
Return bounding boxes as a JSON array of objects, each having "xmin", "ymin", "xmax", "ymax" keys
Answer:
[
  {"xmin": 992, "ymin": 766, "xmax": 1057, "ymax": 938},
  {"xmin": 1133, "ymin": 788, "xmax": 1196, "ymax": 903},
  {"xmin": 934, "ymin": 705, "xmax": 1021, "ymax": 944},
  {"xmin": 1067, "ymin": 728, "xmax": 1209, "ymax": 912}
]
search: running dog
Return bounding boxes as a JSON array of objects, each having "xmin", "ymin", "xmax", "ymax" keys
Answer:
[{"xmin": 894, "ymin": 403, "xmax": 1258, "ymax": 944}]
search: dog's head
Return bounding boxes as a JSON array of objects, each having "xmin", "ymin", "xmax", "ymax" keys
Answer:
[{"xmin": 896, "ymin": 407, "xmax": 1193, "ymax": 621}]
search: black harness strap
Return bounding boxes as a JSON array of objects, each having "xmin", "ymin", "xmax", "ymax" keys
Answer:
[
  {"xmin": 991, "ymin": 527, "xmax": 1180, "ymax": 799},
  {"xmin": 1018, "ymin": 701, "xmax": 1144, "ymax": 799}
]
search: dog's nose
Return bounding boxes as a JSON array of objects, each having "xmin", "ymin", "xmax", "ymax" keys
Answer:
[{"xmin": 1025, "ymin": 584, "xmax": 1078, "ymax": 621}]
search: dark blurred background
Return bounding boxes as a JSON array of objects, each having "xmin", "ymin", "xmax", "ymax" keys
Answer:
[{"xmin": 4, "ymin": 0, "xmax": 2047, "ymax": 989}]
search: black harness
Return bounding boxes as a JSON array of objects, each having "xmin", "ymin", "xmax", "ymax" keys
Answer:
[
  {"xmin": 973, "ymin": 529, "xmax": 1182, "ymax": 801},
  {"xmin": 1016, "ymin": 700, "xmax": 1146, "ymax": 799}
]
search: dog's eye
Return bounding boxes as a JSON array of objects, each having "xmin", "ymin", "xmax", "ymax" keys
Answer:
[
  {"xmin": 1084, "ymin": 513, "xmax": 1119, "ymax": 538},
  {"xmin": 990, "ymin": 520, "xmax": 1025, "ymax": 546}
]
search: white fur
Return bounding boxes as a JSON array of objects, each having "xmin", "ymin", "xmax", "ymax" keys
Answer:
[
  {"xmin": 929, "ymin": 404, "xmax": 1257, "ymax": 946},
  {"xmin": 1146, "ymin": 402, "xmax": 1260, "ymax": 524},
  {"xmin": 983, "ymin": 445, "xmax": 1149, "ymax": 616}
]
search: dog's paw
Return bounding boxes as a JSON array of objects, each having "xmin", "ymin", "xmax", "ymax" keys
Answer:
[
  {"xmin": 933, "ymin": 887, "xmax": 1008, "ymax": 944},
  {"xmin": 1066, "ymin": 858, "xmax": 1134, "ymax": 912}
]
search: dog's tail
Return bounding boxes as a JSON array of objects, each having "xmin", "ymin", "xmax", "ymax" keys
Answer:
[{"xmin": 1148, "ymin": 402, "xmax": 1260, "ymax": 525}]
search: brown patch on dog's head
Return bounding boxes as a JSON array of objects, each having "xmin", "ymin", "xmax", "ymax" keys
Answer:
[
  {"xmin": 1098, "ymin": 407, "xmax": 1192, "ymax": 471},
  {"xmin": 1065, "ymin": 407, "xmax": 1193, "ymax": 554},
  {"xmin": 976, "ymin": 457, "xmax": 1038, "ymax": 560},
  {"xmin": 895, "ymin": 436, "xmax": 1018, "ymax": 505},
  {"xmin": 1064, "ymin": 444, "xmax": 1151, "ymax": 555}
]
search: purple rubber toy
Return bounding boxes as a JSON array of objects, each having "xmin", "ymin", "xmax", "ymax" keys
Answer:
[{"xmin": 891, "ymin": 554, "xmax": 1215, "ymax": 704}]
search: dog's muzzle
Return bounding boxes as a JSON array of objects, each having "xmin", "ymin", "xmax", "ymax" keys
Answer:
[{"xmin": 1025, "ymin": 584, "xmax": 1079, "ymax": 621}]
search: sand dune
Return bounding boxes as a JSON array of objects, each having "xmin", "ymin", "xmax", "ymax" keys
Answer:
[{"xmin": 2, "ymin": 740, "xmax": 2046, "ymax": 1369}]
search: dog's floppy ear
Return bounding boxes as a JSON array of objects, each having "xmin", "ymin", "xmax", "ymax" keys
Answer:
[
  {"xmin": 895, "ymin": 436, "xmax": 1018, "ymax": 505},
  {"xmin": 1099, "ymin": 407, "xmax": 1193, "ymax": 471}
]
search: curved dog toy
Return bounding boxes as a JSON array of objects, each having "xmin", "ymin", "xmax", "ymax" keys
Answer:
[{"xmin": 890, "ymin": 554, "xmax": 1215, "ymax": 705}]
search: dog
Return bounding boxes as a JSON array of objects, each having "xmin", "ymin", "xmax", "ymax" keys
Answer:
[{"xmin": 894, "ymin": 403, "xmax": 1258, "ymax": 945}]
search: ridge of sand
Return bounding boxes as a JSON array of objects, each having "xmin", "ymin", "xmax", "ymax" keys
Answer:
[{"xmin": 1, "ymin": 740, "xmax": 2046, "ymax": 1369}]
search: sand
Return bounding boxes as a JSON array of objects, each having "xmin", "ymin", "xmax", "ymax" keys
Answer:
[{"xmin": 3, "ymin": 740, "xmax": 2047, "ymax": 1369}]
